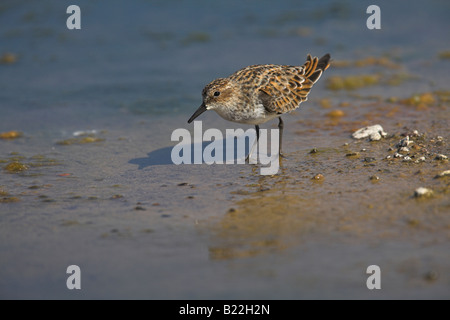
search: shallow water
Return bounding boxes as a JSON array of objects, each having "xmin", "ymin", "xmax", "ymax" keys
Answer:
[{"xmin": 0, "ymin": 0, "xmax": 449, "ymax": 299}]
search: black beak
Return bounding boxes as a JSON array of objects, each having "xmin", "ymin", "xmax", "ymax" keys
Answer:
[{"xmin": 187, "ymin": 103, "xmax": 207, "ymax": 123}]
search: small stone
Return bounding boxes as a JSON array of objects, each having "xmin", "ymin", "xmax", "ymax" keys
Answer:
[
  {"xmin": 418, "ymin": 156, "xmax": 426, "ymax": 161},
  {"xmin": 364, "ymin": 157, "xmax": 376, "ymax": 163},
  {"xmin": 228, "ymin": 208, "xmax": 236, "ymax": 213},
  {"xmin": 396, "ymin": 136, "xmax": 413, "ymax": 148},
  {"xmin": 369, "ymin": 175, "xmax": 380, "ymax": 181},
  {"xmin": 403, "ymin": 156, "xmax": 412, "ymax": 161},
  {"xmin": 387, "ymin": 147, "xmax": 394, "ymax": 151},
  {"xmin": 369, "ymin": 132, "xmax": 382, "ymax": 141},
  {"xmin": 186, "ymin": 196, "xmax": 194, "ymax": 199},
  {"xmin": 177, "ymin": 182, "xmax": 188, "ymax": 186},
  {"xmin": 414, "ymin": 187, "xmax": 433, "ymax": 198},
  {"xmin": 412, "ymin": 130, "xmax": 419, "ymax": 136},
  {"xmin": 346, "ymin": 152, "xmax": 360, "ymax": 157},
  {"xmin": 434, "ymin": 154, "xmax": 448, "ymax": 160},
  {"xmin": 152, "ymin": 202, "xmax": 160, "ymax": 206},
  {"xmin": 399, "ymin": 146, "xmax": 410, "ymax": 153},
  {"xmin": 385, "ymin": 155, "xmax": 392, "ymax": 159},
  {"xmin": 309, "ymin": 148, "xmax": 318, "ymax": 154},
  {"xmin": 435, "ymin": 170, "xmax": 450, "ymax": 178},
  {"xmin": 312, "ymin": 174, "xmax": 324, "ymax": 181},
  {"xmin": 326, "ymin": 109, "xmax": 345, "ymax": 118},
  {"xmin": 424, "ymin": 271, "xmax": 439, "ymax": 282},
  {"xmin": 352, "ymin": 124, "xmax": 387, "ymax": 141},
  {"xmin": 394, "ymin": 153, "xmax": 403, "ymax": 158},
  {"xmin": 436, "ymin": 136, "xmax": 444, "ymax": 141},
  {"xmin": 134, "ymin": 206, "xmax": 146, "ymax": 211}
]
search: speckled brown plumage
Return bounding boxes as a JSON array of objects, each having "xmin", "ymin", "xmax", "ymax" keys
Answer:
[{"xmin": 188, "ymin": 53, "xmax": 331, "ymax": 158}]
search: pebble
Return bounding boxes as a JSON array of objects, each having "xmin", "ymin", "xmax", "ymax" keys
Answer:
[
  {"xmin": 369, "ymin": 175, "xmax": 380, "ymax": 181},
  {"xmin": 396, "ymin": 136, "xmax": 413, "ymax": 148},
  {"xmin": 312, "ymin": 174, "xmax": 325, "ymax": 181},
  {"xmin": 398, "ymin": 147, "xmax": 410, "ymax": 153},
  {"xmin": 394, "ymin": 153, "xmax": 403, "ymax": 158},
  {"xmin": 424, "ymin": 270, "xmax": 439, "ymax": 282},
  {"xmin": 414, "ymin": 187, "xmax": 433, "ymax": 198},
  {"xmin": 352, "ymin": 124, "xmax": 387, "ymax": 141},
  {"xmin": 435, "ymin": 170, "xmax": 450, "ymax": 178},
  {"xmin": 403, "ymin": 156, "xmax": 412, "ymax": 161},
  {"xmin": 346, "ymin": 152, "xmax": 360, "ymax": 157},
  {"xmin": 309, "ymin": 148, "xmax": 318, "ymax": 154},
  {"xmin": 434, "ymin": 154, "xmax": 448, "ymax": 160}
]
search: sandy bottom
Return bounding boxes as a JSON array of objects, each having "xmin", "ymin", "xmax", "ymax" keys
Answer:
[{"xmin": 1, "ymin": 90, "xmax": 449, "ymax": 299}]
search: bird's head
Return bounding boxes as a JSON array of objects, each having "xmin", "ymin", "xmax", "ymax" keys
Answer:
[{"xmin": 188, "ymin": 78, "xmax": 235, "ymax": 123}]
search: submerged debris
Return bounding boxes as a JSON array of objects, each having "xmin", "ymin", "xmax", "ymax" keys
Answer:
[
  {"xmin": 332, "ymin": 56, "xmax": 399, "ymax": 69},
  {"xmin": 326, "ymin": 74, "xmax": 380, "ymax": 90},
  {"xmin": 400, "ymin": 92, "xmax": 436, "ymax": 109},
  {"xmin": 0, "ymin": 53, "xmax": 17, "ymax": 64},
  {"xmin": 0, "ymin": 196, "xmax": 20, "ymax": 203},
  {"xmin": 56, "ymin": 136, "xmax": 104, "ymax": 145},
  {"xmin": 3, "ymin": 161, "xmax": 28, "ymax": 173},
  {"xmin": 0, "ymin": 131, "xmax": 22, "ymax": 139},
  {"xmin": 438, "ymin": 51, "xmax": 450, "ymax": 60},
  {"xmin": 352, "ymin": 124, "xmax": 387, "ymax": 141}
]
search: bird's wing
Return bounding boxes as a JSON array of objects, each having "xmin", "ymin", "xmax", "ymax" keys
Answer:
[{"xmin": 259, "ymin": 54, "xmax": 330, "ymax": 114}]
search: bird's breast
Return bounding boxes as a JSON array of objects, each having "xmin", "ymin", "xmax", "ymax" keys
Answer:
[{"xmin": 214, "ymin": 103, "xmax": 276, "ymax": 125}]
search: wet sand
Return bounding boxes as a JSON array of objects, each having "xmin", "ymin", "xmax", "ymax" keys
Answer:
[{"xmin": 1, "ymin": 0, "xmax": 449, "ymax": 299}]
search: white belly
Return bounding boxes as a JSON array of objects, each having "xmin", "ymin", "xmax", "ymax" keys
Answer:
[{"xmin": 213, "ymin": 104, "xmax": 279, "ymax": 125}]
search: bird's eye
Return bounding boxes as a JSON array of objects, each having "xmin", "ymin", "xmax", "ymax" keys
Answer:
[{"xmin": 213, "ymin": 91, "xmax": 220, "ymax": 97}]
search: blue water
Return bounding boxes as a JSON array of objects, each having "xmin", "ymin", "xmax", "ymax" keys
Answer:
[{"xmin": 1, "ymin": 0, "xmax": 448, "ymax": 131}]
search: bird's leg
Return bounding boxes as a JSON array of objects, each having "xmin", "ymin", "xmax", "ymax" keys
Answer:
[
  {"xmin": 278, "ymin": 117, "xmax": 285, "ymax": 158},
  {"xmin": 246, "ymin": 125, "xmax": 260, "ymax": 163}
]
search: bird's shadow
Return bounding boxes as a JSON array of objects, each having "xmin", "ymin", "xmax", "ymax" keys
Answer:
[{"xmin": 129, "ymin": 139, "xmax": 254, "ymax": 170}]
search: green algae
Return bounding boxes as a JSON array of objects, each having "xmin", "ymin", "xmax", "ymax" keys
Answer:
[
  {"xmin": 56, "ymin": 136, "xmax": 105, "ymax": 145},
  {"xmin": 4, "ymin": 161, "xmax": 28, "ymax": 173}
]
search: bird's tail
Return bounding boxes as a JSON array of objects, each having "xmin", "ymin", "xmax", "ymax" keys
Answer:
[{"xmin": 304, "ymin": 53, "xmax": 331, "ymax": 84}]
